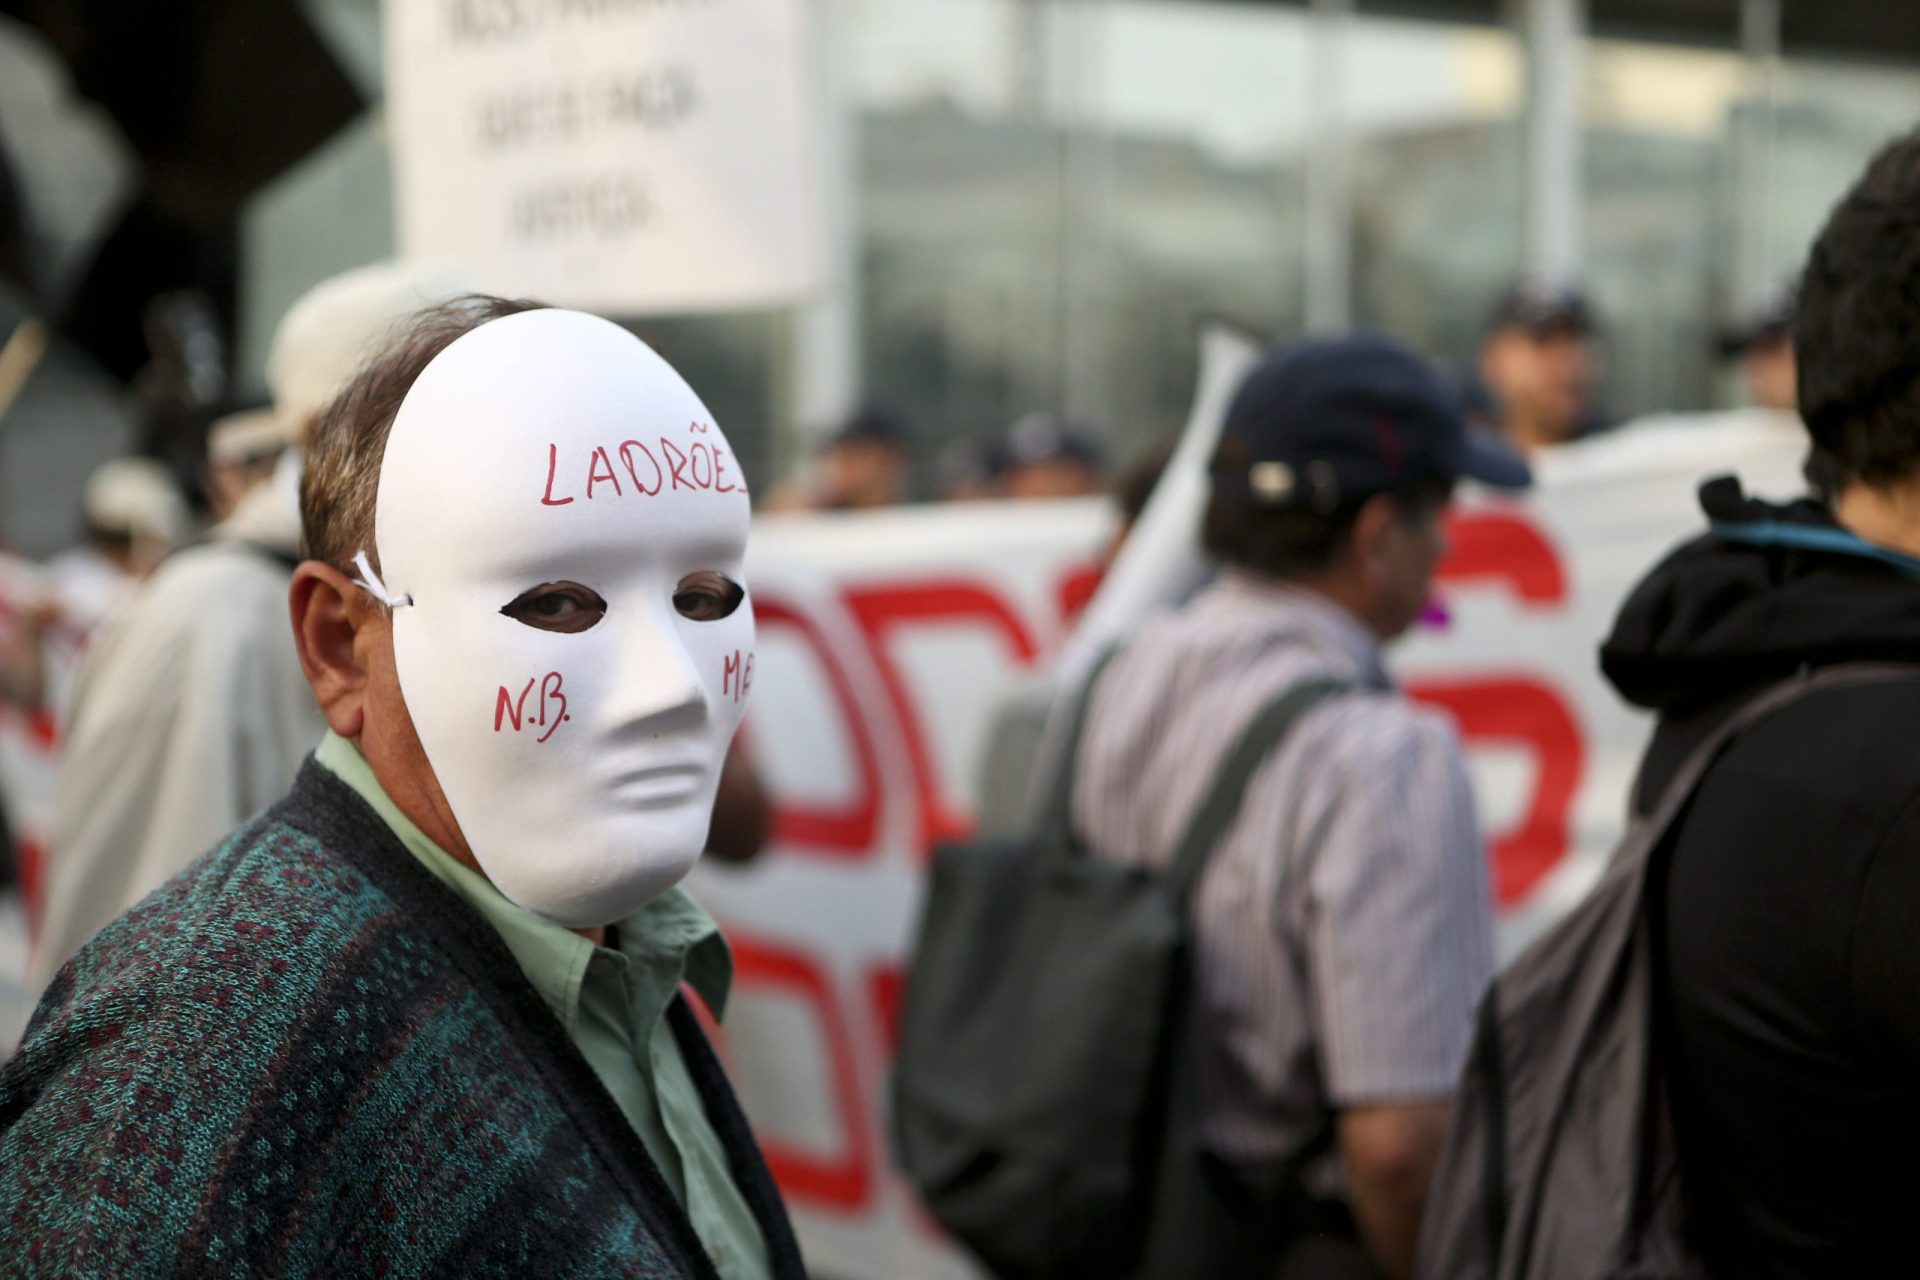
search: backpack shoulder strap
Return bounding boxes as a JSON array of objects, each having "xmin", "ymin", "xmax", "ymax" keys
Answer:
[
  {"xmin": 1037, "ymin": 645, "xmax": 1125, "ymax": 845},
  {"xmin": 1164, "ymin": 677, "xmax": 1349, "ymax": 907},
  {"xmin": 1634, "ymin": 662, "xmax": 1920, "ymax": 857}
]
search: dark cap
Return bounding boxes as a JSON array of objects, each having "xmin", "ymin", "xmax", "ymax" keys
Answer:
[
  {"xmin": 1217, "ymin": 332, "xmax": 1530, "ymax": 509},
  {"xmin": 1488, "ymin": 279, "xmax": 1595, "ymax": 337},
  {"xmin": 831, "ymin": 404, "xmax": 910, "ymax": 449},
  {"xmin": 991, "ymin": 411, "xmax": 1106, "ymax": 475},
  {"xmin": 1716, "ymin": 287, "xmax": 1794, "ymax": 358}
]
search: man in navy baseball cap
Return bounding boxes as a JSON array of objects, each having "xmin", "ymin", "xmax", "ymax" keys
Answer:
[
  {"xmin": 1206, "ymin": 330, "xmax": 1530, "ymax": 639},
  {"xmin": 1063, "ymin": 331, "xmax": 1529, "ymax": 1278}
]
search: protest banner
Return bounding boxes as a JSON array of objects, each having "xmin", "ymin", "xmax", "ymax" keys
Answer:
[
  {"xmin": 690, "ymin": 409, "xmax": 1809, "ymax": 1278},
  {"xmin": 386, "ymin": 0, "xmax": 819, "ymax": 312}
]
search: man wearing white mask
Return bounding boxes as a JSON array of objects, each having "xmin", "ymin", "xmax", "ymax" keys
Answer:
[{"xmin": 0, "ymin": 298, "xmax": 803, "ymax": 1278}]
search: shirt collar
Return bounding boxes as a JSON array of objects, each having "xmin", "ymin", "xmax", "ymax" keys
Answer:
[
  {"xmin": 1205, "ymin": 568, "xmax": 1393, "ymax": 687},
  {"xmin": 312, "ymin": 732, "xmax": 732, "ymax": 1027}
]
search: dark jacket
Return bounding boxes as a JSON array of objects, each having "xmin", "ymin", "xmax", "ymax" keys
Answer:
[
  {"xmin": 0, "ymin": 759, "xmax": 807, "ymax": 1280},
  {"xmin": 1600, "ymin": 479, "xmax": 1920, "ymax": 1279}
]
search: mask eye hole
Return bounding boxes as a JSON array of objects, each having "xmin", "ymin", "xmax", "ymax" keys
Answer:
[
  {"xmin": 674, "ymin": 572, "xmax": 745, "ymax": 623},
  {"xmin": 500, "ymin": 582, "xmax": 608, "ymax": 634}
]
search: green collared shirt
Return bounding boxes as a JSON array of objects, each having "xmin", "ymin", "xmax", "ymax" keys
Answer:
[{"xmin": 315, "ymin": 733, "xmax": 772, "ymax": 1280}]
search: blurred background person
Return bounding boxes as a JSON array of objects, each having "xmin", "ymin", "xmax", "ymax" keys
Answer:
[
  {"xmin": 992, "ymin": 410, "xmax": 1108, "ymax": 498},
  {"xmin": 30, "ymin": 262, "xmax": 467, "ymax": 990},
  {"xmin": 43, "ymin": 457, "xmax": 187, "ymax": 641},
  {"xmin": 765, "ymin": 404, "xmax": 913, "ymax": 510},
  {"xmin": 40, "ymin": 456, "xmax": 188, "ymax": 722},
  {"xmin": 1600, "ymin": 130, "xmax": 1920, "ymax": 1278},
  {"xmin": 932, "ymin": 438, "xmax": 998, "ymax": 502},
  {"xmin": 200, "ymin": 404, "xmax": 290, "ymax": 522},
  {"xmin": 1718, "ymin": 288, "xmax": 1798, "ymax": 418},
  {"xmin": 1064, "ymin": 334, "xmax": 1526, "ymax": 1277},
  {"xmin": 1474, "ymin": 280, "xmax": 1603, "ymax": 452}
]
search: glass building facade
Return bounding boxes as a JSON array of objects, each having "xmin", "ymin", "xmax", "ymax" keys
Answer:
[{"xmin": 0, "ymin": 0, "xmax": 1917, "ymax": 549}]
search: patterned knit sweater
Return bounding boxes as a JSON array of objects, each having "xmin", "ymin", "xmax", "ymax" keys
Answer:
[{"xmin": 0, "ymin": 760, "xmax": 807, "ymax": 1280}]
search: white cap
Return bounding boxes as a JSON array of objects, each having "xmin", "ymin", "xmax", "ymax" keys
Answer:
[
  {"xmin": 265, "ymin": 261, "xmax": 478, "ymax": 444},
  {"xmin": 206, "ymin": 406, "xmax": 292, "ymax": 467},
  {"xmin": 84, "ymin": 458, "xmax": 189, "ymax": 546}
]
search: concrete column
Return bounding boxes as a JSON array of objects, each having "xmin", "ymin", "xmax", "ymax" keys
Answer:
[
  {"xmin": 1059, "ymin": 0, "xmax": 1115, "ymax": 427},
  {"xmin": 1303, "ymin": 0, "xmax": 1354, "ymax": 333},
  {"xmin": 1734, "ymin": 0, "xmax": 1784, "ymax": 308},
  {"xmin": 1520, "ymin": 0, "xmax": 1585, "ymax": 281},
  {"xmin": 791, "ymin": 0, "xmax": 861, "ymax": 448}
]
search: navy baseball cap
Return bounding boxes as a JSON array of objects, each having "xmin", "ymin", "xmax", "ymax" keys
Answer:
[{"xmin": 1216, "ymin": 332, "xmax": 1530, "ymax": 510}]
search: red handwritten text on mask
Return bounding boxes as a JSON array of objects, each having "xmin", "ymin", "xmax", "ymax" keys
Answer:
[
  {"xmin": 723, "ymin": 650, "xmax": 755, "ymax": 704},
  {"xmin": 494, "ymin": 671, "xmax": 571, "ymax": 743},
  {"xmin": 542, "ymin": 423, "xmax": 745, "ymax": 506}
]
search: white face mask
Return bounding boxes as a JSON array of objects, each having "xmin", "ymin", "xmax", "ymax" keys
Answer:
[{"xmin": 370, "ymin": 309, "xmax": 755, "ymax": 926}]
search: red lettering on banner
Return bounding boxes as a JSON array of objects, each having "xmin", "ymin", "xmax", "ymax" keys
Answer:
[
  {"xmin": 843, "ymin": 581, "xmax": 1042, "ymax": 856},
  {"xmin": 1408, "ymin": 676, "xmax": 1585, "ymax": 906},
  {"xmin": 585, "ymin": 446, "xmax": 622, "ymax": 499},
  {"xmin": 22, "ymin": 705, "xmax": 54, "ymax": 751},
  {"xmin": 690, "ymin": 442, "xmax": 715, "ymax": 489},
  {"xmin": 1436, "ymin": 510, "xmax": 1568, "ymax": 605},
  {"xmin": 689, "ymin": 420, "xmax": 711, "ymax": 434},
  {"xmin": 17, "ymin": 835, "xmax": 43, "ymax": 932},
  {"xmin": 540, "ymin": 442, "xmax": 575, "ymax": 506},
  {"xmin": 754, "ymin": 597, "xmax": 883, "ymax": 856},
  {"xmin": 868, "ymin": 965, "xmax": 903, "ymax": 1054},
  {"xmin": 865, "ymin": 963, "xmax": 949, "ymax": 1240},
  {"xmin": 731, "ymin": 935, "xmax": 875, "ymax": 1213},
  {"xmin": 1055, "ymin": 561, "xmax": 1104, "ymax": 625}
]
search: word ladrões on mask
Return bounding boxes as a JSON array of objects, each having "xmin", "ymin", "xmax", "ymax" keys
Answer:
[{"xmin": 541, "ymin": 429, "xmax": 746, "ymax": 506}]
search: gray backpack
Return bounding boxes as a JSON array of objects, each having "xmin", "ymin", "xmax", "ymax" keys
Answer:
[
  {"xmin": 892, "ymin": 655, "xmax": 1346, "ymax": 1280},
  {"xmin": 1417, "ymin": 664, "xmax": 1919, "ymax": 1280}
]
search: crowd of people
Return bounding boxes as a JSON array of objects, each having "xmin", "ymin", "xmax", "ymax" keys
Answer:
[{"xmin": 0, "ymin": 108, "xmax": 1914, "ymax": 1280}]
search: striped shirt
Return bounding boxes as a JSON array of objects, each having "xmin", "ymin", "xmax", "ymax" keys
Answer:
[{"xmin": 1070, "ymin": 571, "xmax": 1494, "ymax": 1171}]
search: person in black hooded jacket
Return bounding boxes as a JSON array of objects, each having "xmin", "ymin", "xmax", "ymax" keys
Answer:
[{"xmin": 1599, "ymin": 129, "xmax": 1920, "ymax": 1279}]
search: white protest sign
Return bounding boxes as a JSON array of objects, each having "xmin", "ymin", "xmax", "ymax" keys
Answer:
[
  {"xmin": 386, "ymin": 0, "xmax": 819, "ymax": 312},
  {"xmin": 689, "ymin": 409, "xmax": 1808, "ymax": 1279}
]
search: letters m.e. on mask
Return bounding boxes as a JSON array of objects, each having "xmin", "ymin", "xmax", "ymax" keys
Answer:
[{"xmin": 373, "ymin": 309, "xmax": 755, "ymax": 927}]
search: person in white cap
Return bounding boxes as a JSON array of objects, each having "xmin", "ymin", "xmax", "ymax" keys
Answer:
[
  {"xmin": 201, "ymin": 404, "xmax": 293, "ymax": 522},
  {"xmin": 30, "ymin": 263, "xmax": 471, "ymax": 988},
  {"xmin": 37, "ymin": 456, "xmax": 190, "ymax": 717},
  {"xmin": 0, "ymin": 295, "xmax": 804, "ymax": 1279}
]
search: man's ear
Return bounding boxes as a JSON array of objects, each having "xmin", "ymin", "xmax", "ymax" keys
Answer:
[
  {"xmin": 290, "ymin": 561, "xmax": 380, "ymax": 740},
  {"xmin": 1348, "ymin": 492, "xmax": 1399, "ymax": 582}
]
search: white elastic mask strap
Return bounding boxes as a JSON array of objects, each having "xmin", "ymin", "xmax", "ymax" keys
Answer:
[{"xmin": 351, "ymin": 549, "xmax": 412, "ymax": 609}]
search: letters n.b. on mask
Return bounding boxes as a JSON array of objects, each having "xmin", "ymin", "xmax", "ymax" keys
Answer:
[{"xmin": 375, "ymin": 308, "xmax": 755, "ymax": 927}]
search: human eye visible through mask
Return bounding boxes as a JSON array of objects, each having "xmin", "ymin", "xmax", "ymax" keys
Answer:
[
  {"xmin": 500, "ymin": 582, "xmax": 609, "ymax": 633},
  {"xmin": 673, "ymin": 572, "xmax": 745, "ymax": 622}
]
